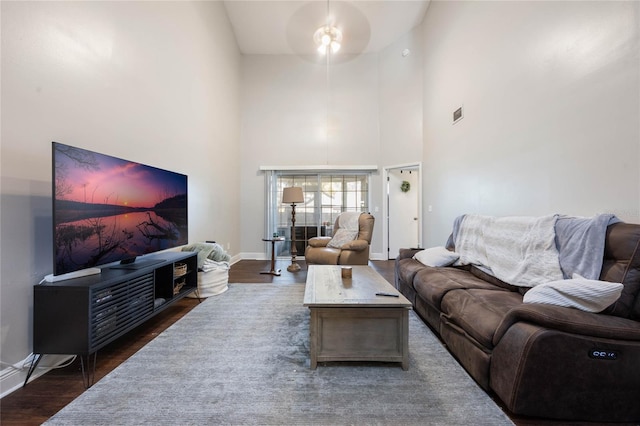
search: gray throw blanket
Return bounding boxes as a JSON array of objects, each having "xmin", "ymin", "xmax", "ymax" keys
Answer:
[{"xmin": 555, "ymin": 214, "xmax": 620, "ymax": 279}]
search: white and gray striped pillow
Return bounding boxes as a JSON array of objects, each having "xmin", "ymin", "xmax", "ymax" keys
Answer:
[{"xmin": 523, "ymin": 273, "xmax": 623, "ymax": 313}]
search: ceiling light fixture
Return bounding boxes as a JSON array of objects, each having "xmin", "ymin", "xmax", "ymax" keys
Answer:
[{"xmin": 314, "ymin": 25, "xmax": 342, "ymax": 55}]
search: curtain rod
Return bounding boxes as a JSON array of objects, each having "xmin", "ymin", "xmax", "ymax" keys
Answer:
[{"xmin": 259, "ymin": 165, "xmax": 378, "ymax": 172}]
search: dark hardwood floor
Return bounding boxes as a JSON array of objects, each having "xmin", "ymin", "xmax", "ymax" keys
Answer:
[{"xmin": 0, "ymin": 259, "xmax": 393, "ymax": 425}]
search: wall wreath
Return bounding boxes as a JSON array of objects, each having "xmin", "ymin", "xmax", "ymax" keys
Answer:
[{"xmin": 401, "ymin": 180, "xmax": 411, "ymax": 193}]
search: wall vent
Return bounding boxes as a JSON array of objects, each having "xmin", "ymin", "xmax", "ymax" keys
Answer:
[{"xmin": 453, "ymin": 106, "xmax": 463, "ymax": 124}]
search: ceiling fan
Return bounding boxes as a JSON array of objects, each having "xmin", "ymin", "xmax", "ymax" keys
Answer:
[{"xmin": 285, "ymin": 0, "xmax": 371, "ymax": 63}]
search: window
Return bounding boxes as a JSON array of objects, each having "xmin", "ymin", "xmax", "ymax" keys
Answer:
[{"xmin": 267, "ymin": 172, "xmax": 370, "ymax": 256}]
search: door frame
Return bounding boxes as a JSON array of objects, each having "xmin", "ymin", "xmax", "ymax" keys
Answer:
[{"xmin": 382, "ymin": 162, "xmax": 423, "ymax": 260}]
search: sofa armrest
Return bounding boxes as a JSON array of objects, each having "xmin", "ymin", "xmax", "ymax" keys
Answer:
[
  {"xmin": 398, "ymin": 248, "xmax": 423, "ymax": 261},
  {"xmin": 341, "ymin": 239, "xmax": 368, "ymax": 251},
  {"xmin": 307, "ymin": 237, "xmax": 331, "ymax": 248},
  {"xmin": 493, "ymin": 304, "xmax": 640, "ymax": 345}
]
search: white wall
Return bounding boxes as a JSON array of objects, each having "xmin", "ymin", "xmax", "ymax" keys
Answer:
[
  {"xmin": 421, "ymin": 0, "xmax": 640, "ymax": 246},
  {"xmin": 378, "ymin": 27, "xmax": 425, "ymax": 259},
  {"xmin": 239, "ymin": 26, "xmax": 425, "ymax": 259},
  {"xmin": 0, "ymin": 1, "xmax": 240, "ymax": 393},
  {"xmin": 239, "ymin": 53, "xmax": 384, "ymax": 257},
  {"xmin": 379, "ymin": 27, "xmax": 424, "ymax": 167}
]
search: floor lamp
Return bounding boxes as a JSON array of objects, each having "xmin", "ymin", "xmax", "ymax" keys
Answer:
[{"xmin": 283, "ymin": 187, "xmax": 304, "ymax": 272}]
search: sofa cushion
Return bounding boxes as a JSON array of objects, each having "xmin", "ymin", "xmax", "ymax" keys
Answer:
[
  {"xmin": 304, "ymin": 246, "xmax": 340, "ymax": 265},
  {"xmin": 413, "ymin": 246, "xmax": 459, "ymax": 267},
  {"xmin": 413, "ymin": 267, "xmax": 512, "ymax": 312},
  {"xmin": 468, "ymin": 265, "xmax": 521, "ymax": 292},
  {"xmin": 395, "ymin": 258, "xmax": 427, "ymax": 291},
  {"xmin": 440, "ymin": 289, "xmax": 524, "ymax": 349}
]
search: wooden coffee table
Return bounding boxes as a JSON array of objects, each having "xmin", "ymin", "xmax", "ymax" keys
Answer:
[{"xmin": 303, "ymin": 265, "xmax": 412, "ymax": 370}]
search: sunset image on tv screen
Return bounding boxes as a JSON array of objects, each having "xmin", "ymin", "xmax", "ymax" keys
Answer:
[{"xmin": 53, "ymin": 142, "xmax": 188, "ymax": 275}]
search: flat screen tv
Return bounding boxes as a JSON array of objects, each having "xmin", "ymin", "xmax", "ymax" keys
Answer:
[{"xmin": 52, "ymin": 142, "xmax": 188, "ymax": 277}]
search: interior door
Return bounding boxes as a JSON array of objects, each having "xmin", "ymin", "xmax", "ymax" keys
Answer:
[{"xmin": 388, "ymin": 168, "xmax": 419, "ymax": 259}]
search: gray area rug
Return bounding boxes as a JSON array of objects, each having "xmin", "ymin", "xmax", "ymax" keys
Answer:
[{"xmin": 46, "ymin": 283, "xmax": 514, "ymax": 425}]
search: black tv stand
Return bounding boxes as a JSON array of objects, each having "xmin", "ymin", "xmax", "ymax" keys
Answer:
[{"xmin": 26, "ymin": 251, "xmax": 198, "ymax": 388}]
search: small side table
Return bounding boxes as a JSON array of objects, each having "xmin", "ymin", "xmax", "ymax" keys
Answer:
[{"xmin": 261, "ymin": 237, "xmax": 285, "ymax": 276}]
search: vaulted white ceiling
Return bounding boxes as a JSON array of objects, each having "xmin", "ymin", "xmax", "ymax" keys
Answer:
[{"xmin": 223, "ymin": 1, "xmax": 430, "ymax": 55}]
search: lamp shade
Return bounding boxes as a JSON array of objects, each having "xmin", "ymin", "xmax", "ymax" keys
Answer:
[{"xmin": 282, "ymin": 187, "xmax": 304, "ymax": 204}]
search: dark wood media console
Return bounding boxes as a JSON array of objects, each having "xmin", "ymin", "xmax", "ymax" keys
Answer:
[{"xmin": 26, "ymin": 251, "xmax": 198, "ymax": 387}]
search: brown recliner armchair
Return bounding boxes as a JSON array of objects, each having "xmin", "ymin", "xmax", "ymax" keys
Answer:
[{"xmin": 304, "ymin": 213, "xmax": 375, "ymax": 265}]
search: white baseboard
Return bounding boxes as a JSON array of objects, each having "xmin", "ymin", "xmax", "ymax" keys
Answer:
[
  {"xmin": 238, "ymin": 252, "xmax": 268, "ymax": 261},
  {"xmin": 235, "ymin": 252, "xmax": 388, "ymax": 262},
  {"xmin": 0, "ymin": 355, "xmax": 74, "ymax": 398},
  {"xmin": 369, "ymin": 252, "xmax": 386, "ymax": 261}
]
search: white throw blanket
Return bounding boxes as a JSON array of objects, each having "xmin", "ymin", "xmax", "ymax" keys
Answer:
[
  {"xmin": 338, "ymin": 211, "xmax": 361, "ymax": 231},
  {"xmin": 327, "ymin": 212, "xmax": 362, "ymax": 249},
  {"xmin": 454, "ymin": 214, "xmax": 564, "ymax": 287},
  {"xmin": 201, "ymin": 259, "xmax": 230, "ymax": 273}
]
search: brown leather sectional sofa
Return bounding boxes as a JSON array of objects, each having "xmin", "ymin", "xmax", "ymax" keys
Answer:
[{"xmin": 395, "ymin": 222, "xmax": 640, "ymax": 422}]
